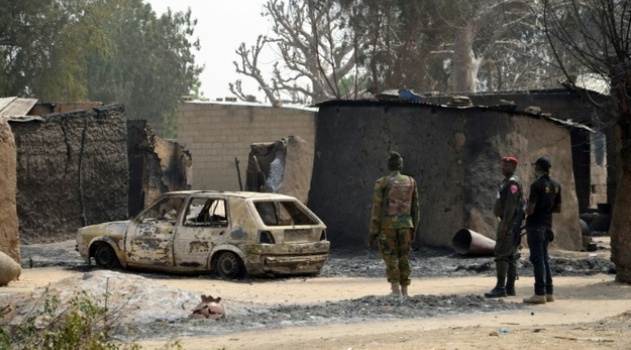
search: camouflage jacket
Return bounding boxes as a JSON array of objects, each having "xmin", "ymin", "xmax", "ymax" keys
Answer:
[{"xmin": 370, "ymin": 171, "xmax": 420, "ymax": 233}]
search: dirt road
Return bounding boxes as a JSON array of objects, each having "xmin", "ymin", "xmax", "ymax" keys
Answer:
[
  {"xmin": 6, "ymin": 268, "xmax": 630, "ymax": 350},
  {"xmin": 3, "ymin": 237, "xmax": 629, "ymax": 350}
]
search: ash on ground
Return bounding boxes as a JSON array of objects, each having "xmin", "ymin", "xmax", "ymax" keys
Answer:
[
  {"xmin": 6, "ymin": 240, "xmax": 616, "ymax": 341},
  {"xmin": 19, "ymin": 240, "xmax": 615, "ymax": 278}
]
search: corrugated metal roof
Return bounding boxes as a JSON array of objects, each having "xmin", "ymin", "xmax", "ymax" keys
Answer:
[
  {"xmin": 0, "ymin": 96, "xmax": 38, "ymax": 118},
  {"xmin": 316, "ymin": 98, "xmax": 593, "ymax": 131},
  {"xmin": 182, "ymin": 99, "xmax": 318, "ymax": 112}
]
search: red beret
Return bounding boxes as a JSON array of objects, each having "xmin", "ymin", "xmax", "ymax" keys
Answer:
[{"xmin": 501, "ymin": 156, "xmax": 518, "ymax": 164}]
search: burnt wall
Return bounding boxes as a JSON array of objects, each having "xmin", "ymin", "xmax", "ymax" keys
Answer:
[
  {"xmin": 246, "ymin": 135, "xmax": 313, "ymax": 203},
  {"xmin": 309, "ymin": 101, "xmax": 581, "ymax": 250},
  {"xmin": 309, "ymin": 102, "xmax": 468, "ymax": 249},
  {"xmin": 142, "ymin": 128, "xmax": 192, "ymax": 209},
  {"xmin": 570, "ymin": 128, "xmax": 592, "ymax": 213},
  {"xmin": 463, "ymin": 111, "xmax": 582, "ymax": 251},
  {"xmin": 127, "ymin": 120, "xmax": 147, "ymax": 217},
  {"xmin": 10, "ymin": 104, "xmax": 129, "ymax": 244},
  {"xmin": 128, "ymin": 121, "xmax": 192, "ymax": 216},
  {"xmin": 427, "ymin": 90, "xmax": 610, "ymax": 212},
  {"xmin": 0, "ymin": 119, "xmax": 19, "ymax": 262}
]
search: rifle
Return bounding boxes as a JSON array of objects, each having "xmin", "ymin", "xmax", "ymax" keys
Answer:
[{"xmin": 510, "ymin": 204, "xmax": 526, "ymax": 248}]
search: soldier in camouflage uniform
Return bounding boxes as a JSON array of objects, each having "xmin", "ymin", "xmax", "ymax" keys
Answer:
[
  {"xmin": 484, "ymin": 156, "xmax": 525, "ymax": 298},
  {"xmin": 367, "ymin": 152, "xmax": 420, "ymax": 297}
]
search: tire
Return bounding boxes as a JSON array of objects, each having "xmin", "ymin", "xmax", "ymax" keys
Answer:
[
  {"xmin": 94, "ymin": 243, "xmax": 121, "ymax": 270},
  {"xmin": 216, "ymin": 252, "xmax": 245, "ymax": 279}
]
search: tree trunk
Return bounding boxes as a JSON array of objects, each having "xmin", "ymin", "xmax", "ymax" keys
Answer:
[
  {"xmin": 453, "ymin": 25, "xmax": 478, "ymax": 93},
  {"xmin": 610, "ymin": 97, "xmax": 631, "ymax": 284},
  {"xmin": 610, "ymin": 164, "xmax": 631, "ymax": 283},
  {"xmin": 610, "ymin": 65, "xmax": 631, "ymax": 284}
]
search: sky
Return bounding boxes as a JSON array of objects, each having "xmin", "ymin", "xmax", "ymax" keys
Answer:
[{"xmin": 146, "ymin": 0, "xmax": 272, "ymax": 101}]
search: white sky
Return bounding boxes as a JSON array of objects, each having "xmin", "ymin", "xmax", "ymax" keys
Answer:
[{"xmin": 146, "ymin": 0, "xmax": 272, "ymax": 101}]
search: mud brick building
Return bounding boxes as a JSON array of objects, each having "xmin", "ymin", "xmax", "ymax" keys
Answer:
[
  {"xmin": 308, "ymin": 99, "xmax": 583, "ymax": 251},
  {"xmin": 177, "ymin": 91, "xmax": 605, "ymax": 251},
  {"xmin": 9, "ymin": 104, "xmax": 129, "ymax": 244}
]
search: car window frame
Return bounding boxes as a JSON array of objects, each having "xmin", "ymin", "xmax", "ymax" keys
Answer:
[
  {"xmin": 182, "ymin": 196, "xmax": 229, "ymax": 228},
  {"xmin": 252, "ymin": 199, "xmax": 319, "ymax": 227}
]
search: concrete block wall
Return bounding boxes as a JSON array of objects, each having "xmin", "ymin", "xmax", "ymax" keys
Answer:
[{"xmin": 177, "ymin": 102, "xmax": 316, "ymax": 191}]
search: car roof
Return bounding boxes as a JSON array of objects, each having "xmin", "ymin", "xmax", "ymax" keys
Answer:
[{"xmin": 162, "ymin": 190, "xmax": 297, "ymax": 200}]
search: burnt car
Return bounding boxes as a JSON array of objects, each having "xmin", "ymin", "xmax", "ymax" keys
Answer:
[{"xmin": 76, "ymin": 191, "xmax": 329, "ymax": 278}]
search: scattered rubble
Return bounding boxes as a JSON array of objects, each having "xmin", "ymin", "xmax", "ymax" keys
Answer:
[{"xmin": 4, "ymin": 239, "xmax": 616, "ymax": 341}]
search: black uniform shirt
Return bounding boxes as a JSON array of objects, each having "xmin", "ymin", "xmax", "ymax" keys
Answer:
[{"xmin": 526, "ymin": 174, "xmax": 561, "ymax": 229}]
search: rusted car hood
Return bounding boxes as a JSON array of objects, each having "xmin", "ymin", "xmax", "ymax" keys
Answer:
[{"xmin": 78, "ymin": 220, "xmax": 130, "ymax": 238}]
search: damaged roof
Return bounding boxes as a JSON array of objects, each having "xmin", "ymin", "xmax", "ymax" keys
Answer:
[
  {"xmin": 0, "ymin": 97, "xmax": 38, "ymax": 119},
  {"xmin": 316, "ymin": 94, "xmax": 594, "ymax": 132}
]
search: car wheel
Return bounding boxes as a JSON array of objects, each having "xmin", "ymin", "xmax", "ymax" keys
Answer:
[
  {"xmin": 94, "ymin": 243, "xmax": 121, "ymax": 269},
  {"xmin": 216, "ymin": 252, "xmax": 244, "ymax": 279}
]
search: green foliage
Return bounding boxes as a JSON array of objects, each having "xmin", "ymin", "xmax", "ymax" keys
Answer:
[
  {"xmin": 0, "ymin": 0, "xmax": 202, "ymax": 137},
  {"xmin": 0, "ymin": 292, "xmax": 180, "ymax": 350},
  {"xmin": 0, "ymin": 0, "xmax": 69, "ymax": 96},
  {"xmin": 83, "ymin": 0, "xmax": 203, "ymax": 137}
]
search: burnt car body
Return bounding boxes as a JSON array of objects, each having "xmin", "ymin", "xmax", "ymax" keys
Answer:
[{"xmin": 76, "ymin": 191, "xmax": 329, "ymax": 278}]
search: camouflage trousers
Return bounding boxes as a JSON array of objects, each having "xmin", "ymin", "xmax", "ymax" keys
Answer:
[{"xmin": 378, "ymin": 227, "xmax": 412, "ymax": 286}]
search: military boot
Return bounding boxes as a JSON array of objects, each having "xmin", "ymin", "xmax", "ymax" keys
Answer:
[
  {"xmin": 484, "ymin": 277, "xmax": 507, "ymax": 298},
  {"xmin": 390, "ymin": 283, "xmax": 401, "ymax": 296},
  {"xmin": 506, "ymin": 260, "xmax": 519, "ymax": 296},
  {"xmin": 484, "ymin": 261, "xmax": 508, "ymax": 298},
  {"xmin": 506, "ymin": 272, "xmax": 516, "ymax": 296},
  {"xmin": 401, "ymin": 285, "xmax": 409, "ymax": 297}
]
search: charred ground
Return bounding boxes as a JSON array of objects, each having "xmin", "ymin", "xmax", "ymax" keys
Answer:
[{"xmin": 10, "ymin": 239, "xmax": 616, "ymax": 341}]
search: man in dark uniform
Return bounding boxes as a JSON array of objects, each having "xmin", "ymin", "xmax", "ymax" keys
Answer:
[
  {"xmin": 367, "ymin": 152, "xmax": 420, "ymax": 297},
  {"xmin": 523, "ymin": 156, "xmax": 561, "ymax": 304},
  {"xmin": 485, "ymin": 156, "xmax": 524, "ymax": 298}
]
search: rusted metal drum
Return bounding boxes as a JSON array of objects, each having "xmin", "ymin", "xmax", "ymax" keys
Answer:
[{"xmin": 452, "ymin": 228, "xmax": 496, "ymax": 256}]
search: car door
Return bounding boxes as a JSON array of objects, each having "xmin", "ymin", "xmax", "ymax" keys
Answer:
[
  {"xmin": 125, "ymin": 195, "xmax": 183, "ymax": 269},
  {"xmin": 173, "ymin": 196, "xmax": 230, "ymax": 270}
]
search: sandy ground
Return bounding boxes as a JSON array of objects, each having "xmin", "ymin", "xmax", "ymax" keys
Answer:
[
  {"xmin": 5, "ymin": 267, "xmax": 630, "ymax": 350},
  {"xmin": 3, "ymin": 236, "xmax": 629, "ymax": 350}
]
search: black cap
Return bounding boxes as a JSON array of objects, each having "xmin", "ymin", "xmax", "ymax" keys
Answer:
[{"xmin": 532, "ymin": 156, "xmax": 551, "ymax": 169}]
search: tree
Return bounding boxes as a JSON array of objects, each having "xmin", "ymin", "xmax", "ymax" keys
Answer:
[
  {"xmin": 353, "ymin": 0, "xmax": 563, "ymax": 94},
  {"xmin": 231, "ymin": 0, "xmax": 356, "ymax": 105},
  {"xmin": 1, "ymin": 0, "xmax": 202, "ymax": 137},
  {"xmin": 543, "ymin": 0, "xmax": 631, "ymax": 283},
  {"xmin": 233, "ymin": 0, "xmax": 561, "ymax": 102},
  {"xmin": 427, "ymin": 0, "xmax": 560, "ymax": 93},
  {"xmin": 0, "ymin": 0, "xmax": 69, "ymax": 97},
  {"xmin": 341, "ymin": 0, "xmax": 448, "ymax": 93},
  {"xmin": 83, "ymin": 0, "xmax": 202, "ymax": 137}
]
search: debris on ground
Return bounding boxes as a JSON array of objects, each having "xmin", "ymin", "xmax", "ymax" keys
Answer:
[{"xmin": 6, "ymin": 240, "xmax": 619, "ymax": 341}]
